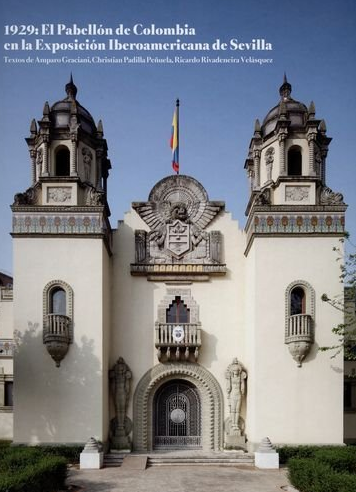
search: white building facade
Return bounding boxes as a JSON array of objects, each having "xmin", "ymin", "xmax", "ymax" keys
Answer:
[{"xmin": 7, "ymin": 76, "xmax": 350, "ymax": 451}]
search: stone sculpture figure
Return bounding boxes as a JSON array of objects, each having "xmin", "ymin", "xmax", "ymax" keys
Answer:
[
  {"xmin": 109, "ymin": 357, "xmax": 132, "ymax": 449},
  {"xmin": 264, "ymin": 147, "xmax": 275, "ymax": 182},
  {"xmin": 82, "ymin": 147, "xmax": 93, "ymax": 182},
  {"xmin": 225, "ymin": 358, "xmax": 247, "ymax": 436}
]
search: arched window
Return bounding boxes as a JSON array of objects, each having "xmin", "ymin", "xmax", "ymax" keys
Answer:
[
  {"xmin": 50, "ymin": 287, "xmax": 66, "ymax": 315},
  {"xmin": 166, "ymin": 296, "xmax": 190, "ymax": 323},
  {"xmin": 285, "ymin": 280, "xmax": 315, "ymax": 366},
  {"xmin": 55, "ymin": 148, "xmax": 70, "ymax": 176},
  {"xmin": 43, "ymin": 280, "xmax": 74, "ymax": 343},
  {"xmin": 290, "ymin": 287, "xmax": 305, "ymax": 315},
  {"xmin": 287, "ymin": 147, "xmax": 302, "ymax": 176}
]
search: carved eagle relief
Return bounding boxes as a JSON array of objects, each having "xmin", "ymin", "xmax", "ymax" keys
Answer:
[{"xmin": 132, "ymin": 175, "xmax": 224, "ymax": 264}]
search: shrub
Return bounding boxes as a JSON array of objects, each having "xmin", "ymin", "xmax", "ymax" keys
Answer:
[
  {"xmin": 315, "ymin": 447, "xmax": 356, "ymax": 474},
  {"xmin": 0, "ymin": 448, "xmax": 68, "ymax": 492},
  {"xmin": 288, "ymin": 456, "xmax": 356, "ymax": 492},
  {"xmin": 35, "ymin": 444, "xmax": 82, "ymax": 463}
]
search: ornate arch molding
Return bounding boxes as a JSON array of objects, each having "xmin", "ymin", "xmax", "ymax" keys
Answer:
[
  {"xmin": 133, "ymin": 363, "xmax": 223, "ymax": 451},
  {"xmin": 285, "ymin": 279, "xmax": 315, "ymax": 367},
  {"xmin": 157, "ymin": 288, "xmax": 199, "ymax": 323},
  {"xmin": 43, "ymin": 279, "xmax": 74, "ymax": 342},
  {"xmin": 285, "ymin": 280, "xmax": 315, "ymax": 322}
]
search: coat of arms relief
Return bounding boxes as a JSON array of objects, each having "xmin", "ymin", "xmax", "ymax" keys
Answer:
[{"xmin": 131, "ymin": 175, "xmax": 226, "ymax": 278}]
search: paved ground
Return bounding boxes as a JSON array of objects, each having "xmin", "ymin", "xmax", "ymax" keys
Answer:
[{"xmin": 67, "ymin": 465, "xmax": 290, "ymax": 492}]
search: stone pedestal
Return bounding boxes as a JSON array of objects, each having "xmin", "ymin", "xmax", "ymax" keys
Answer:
[
  {"xmin": 80, "ymin": 437, "xmax": 104, "ymax": 470},
  {"xmin": 254, "ymin": 437, "xmax": 279, "ymax": 469},
  {"xmin": 224, "ymin": 434, "xmax": 246, "ymax": 449}
]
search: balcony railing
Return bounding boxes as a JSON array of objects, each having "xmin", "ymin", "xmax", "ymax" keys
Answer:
[
  {"xmin": 0, "ymin": 339, "xmax": 14, "ymax": 357},
  {"xmin": 155, "ymin": 323, "xmax": 202, "ymax": 362},
  {"xmin": 43, "ymin": 314, "xmax": 71, "ymax": 367},
  {"xmin": 45, "ymin": 314, "xmax": 70, "ymax": 337},
  {"xmin": 286, "ymin": 314, "xmax": 313, "ymax": 343}
]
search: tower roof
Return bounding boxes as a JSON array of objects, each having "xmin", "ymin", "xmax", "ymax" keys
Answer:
[
  {"xmin": 261, "ymin": 75, "xmax": 308, "ymax": 137},
  {"xmin": 49, "ymin": 76, "xmax": 97, "ymax": 135}
]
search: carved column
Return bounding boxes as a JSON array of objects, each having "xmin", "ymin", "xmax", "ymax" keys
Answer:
[
  {"xmin": 30, "ymin": 149, "xmax": 36, "ymax": 185},
  {"xmin": 42, "ymin": 137, "xmax": 49, "ymax": 176},
  {"xmin": 321, "ymin": 148, "xmax": 328, "ymax": 185},
  {"xmin": 308, "ymin": 133, "xmax": 316, "ymax": 176},
  {"xmin": 96, "ymin": 149, "xmax": 103, "ymax": 191},
  {"xmin": 70, "ymin": 135, "xmax": 78, "ymax": 176},
  {"xmin": 279, "ymin": 133, "xmax": 287, "ymax": 175},
  {"xmin": 253, "ymin": 150, "xmax": 261, "ymax": 189},
  {"xmin": 247, "ymin": 169, "xmax": 254, "ymax": 193}
]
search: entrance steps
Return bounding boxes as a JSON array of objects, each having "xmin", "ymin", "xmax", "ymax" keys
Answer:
[{"xmin": 104, "ymin": 451, "xmax": 254, "ymax": 468}]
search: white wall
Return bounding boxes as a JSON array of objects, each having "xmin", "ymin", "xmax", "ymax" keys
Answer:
[
  {"xmin": 245, "ymin": 236, "xmax": 344, "ymax": 449},
  {"xmin": 13, "ymin": 237, "xmax": 109, "ymax": 445}
]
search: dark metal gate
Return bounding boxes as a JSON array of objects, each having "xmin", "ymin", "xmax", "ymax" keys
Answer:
[{"xmin": 154, "ymin": 380, "xmax": 201, "ymax": 449}]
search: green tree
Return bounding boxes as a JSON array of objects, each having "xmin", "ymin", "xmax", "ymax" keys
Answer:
[{"xmin": 320, "ymin": 235, "xmax": 356, "ymax": 361}]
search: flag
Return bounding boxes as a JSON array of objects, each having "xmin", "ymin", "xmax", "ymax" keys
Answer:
[{"xmin": 170, "ymin": 100, "xmax": 179, "ymax": 173}]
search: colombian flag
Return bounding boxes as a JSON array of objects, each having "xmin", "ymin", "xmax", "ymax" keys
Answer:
[{"xmin": 170, "ymin": 102, "xmax": 179, "ymax": 173}]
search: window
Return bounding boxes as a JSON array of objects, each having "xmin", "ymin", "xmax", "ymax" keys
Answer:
[
  {"xmin": 285, "ymin": 280, "xmax": 315, "ymax": 366},
  {"xmin": 55, "ymin": 148, "xmax": 70, "ymax": 176},
  {"xmin": 4, "ymin": 381, "xmax": 13, "ymax": 407},
  {"xmin": 290, "ymin": 287, "xmax": 305, "ymax": 315},
  {"xmin": 166, "ymin": 296, "xmax": 190, "ymax": 323},
  {"xmin": 50, "ymin": 287, "xmax": 66, "ymax": 315},
  {"xmin": 288, "ymin": 147, "xmax": 302, "ymax": 176}
]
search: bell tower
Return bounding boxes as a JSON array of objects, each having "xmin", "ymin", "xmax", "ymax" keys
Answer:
[
  {"xmin": 12, "ymin": 77, "xmax": 112, "ymax": 446},
  {"xmin": 243, "ymin": 76, "xmax": 346, "ymax": 449},
  {"xmin": 244, "ymin": 74, "xmax": 339, "ymax": 212},
  {"xmin": 19, "ymin": 75, "xmax": 111, "ymax": 210}
]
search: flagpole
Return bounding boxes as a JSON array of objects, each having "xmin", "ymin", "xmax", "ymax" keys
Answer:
[{"xmin": 176, "ymin": 98, "xmax": 180, "ymax": 175}]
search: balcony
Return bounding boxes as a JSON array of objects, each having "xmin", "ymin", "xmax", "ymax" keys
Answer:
[
  {"xmin": 43, "ymin": 314, "xmax": 71, "ymax": 367},
  {"xmin": 285, "ymin": 314, "xmax": 313, "ymax": 367},
  {"xmin": 155, "ymin": 323, "xmax": 202, "ymax": 362},
  {"xmin": 286, "ymin": 314, "xmax": 313, "ymax": 343},
  {"xmin": 0, "ymin": 339, "xmax": 14, "ymax": 358}
]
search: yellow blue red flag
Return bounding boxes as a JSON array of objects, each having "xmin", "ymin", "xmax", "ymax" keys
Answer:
[{"xmin": 170, "ymin": 99, "xmax": 179, "ymax": 174}]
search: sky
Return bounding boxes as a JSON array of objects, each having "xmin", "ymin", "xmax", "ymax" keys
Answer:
[{"xmin": 0, "ymin": 0, "xmax": 355, "ymax": 274}]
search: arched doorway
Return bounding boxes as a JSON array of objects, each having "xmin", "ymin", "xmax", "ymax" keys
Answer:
[
  {"xmin": 154, "ymin": 380, "xmax": 201, "ymax": 449},
  {"xmin": 133, "ymin": 363, "xmax": 223, "ymax": 452}
]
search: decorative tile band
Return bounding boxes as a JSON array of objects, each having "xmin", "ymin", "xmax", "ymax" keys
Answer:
[
  {"xmin": 248, "ymin": 213, "xmax": 345, "ymax": 236},
  {"xmin": 12, "ymin": 212, "xmax": 107, "ymax": 235},
  {"xmin": 245, "ymin": 212, "xmax": 345, "ymax": 253},
  {"xmin": 0, "ymin": 339, "xmax": 14, "ymax": 357}
]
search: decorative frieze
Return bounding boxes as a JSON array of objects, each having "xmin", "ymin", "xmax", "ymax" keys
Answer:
[
  {"xmin": 12, "ymin": 211, "xmax": 108, "ymax": 236},
  {"xmin": 285, "ymin": 186, "xmax": 310, "ymax": 202},
  {"xmin": 245, "ymin": 208, "xmax": 345, "ymax": 253},
  {"xmin": 47, "ymin": 187, "xmax": 72, "ymax": 203}
]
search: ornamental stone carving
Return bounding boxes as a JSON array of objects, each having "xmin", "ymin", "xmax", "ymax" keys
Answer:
[
  {"xmin": 320, "ymin": 186, "xmax": 344, "ymax": 205},
  {"xmin": 85, "ymin": 186, "xmax": 105, "ymax": 206},
  {"xmin": 13, "ymin": 186, "xmax": 37, "ymax": 205},
  {"xmin": 264, "ymin": 147, "xmax": 275, "ymax": 182},
  {"xmin": 225, "ymin": 358, "xmax": 247, "ymax": 448},
  {"xmin": 47, "ymin": 187, "xmax": 72, "ymax": 203},
  {"xmin": 254, "ymin": 188, "xmax": 271, "ymax": 206},
  {"xmin": 82, "ymin": 147, "xmax": 93, "ymax": 181},
  {"xmin": 36, "ymin": 148, "xmax": 43, "ymax": 166},
  {"xmin": 131, "ymin": 175, "xmax": 226, "ymax": 279},
  {"xmin": 285, "ymin": 186, "xmax": 310, "ymax": 202},
  {"xmin": 109, "ymin": 357, "xmax": 132, "ymax": 450}
]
